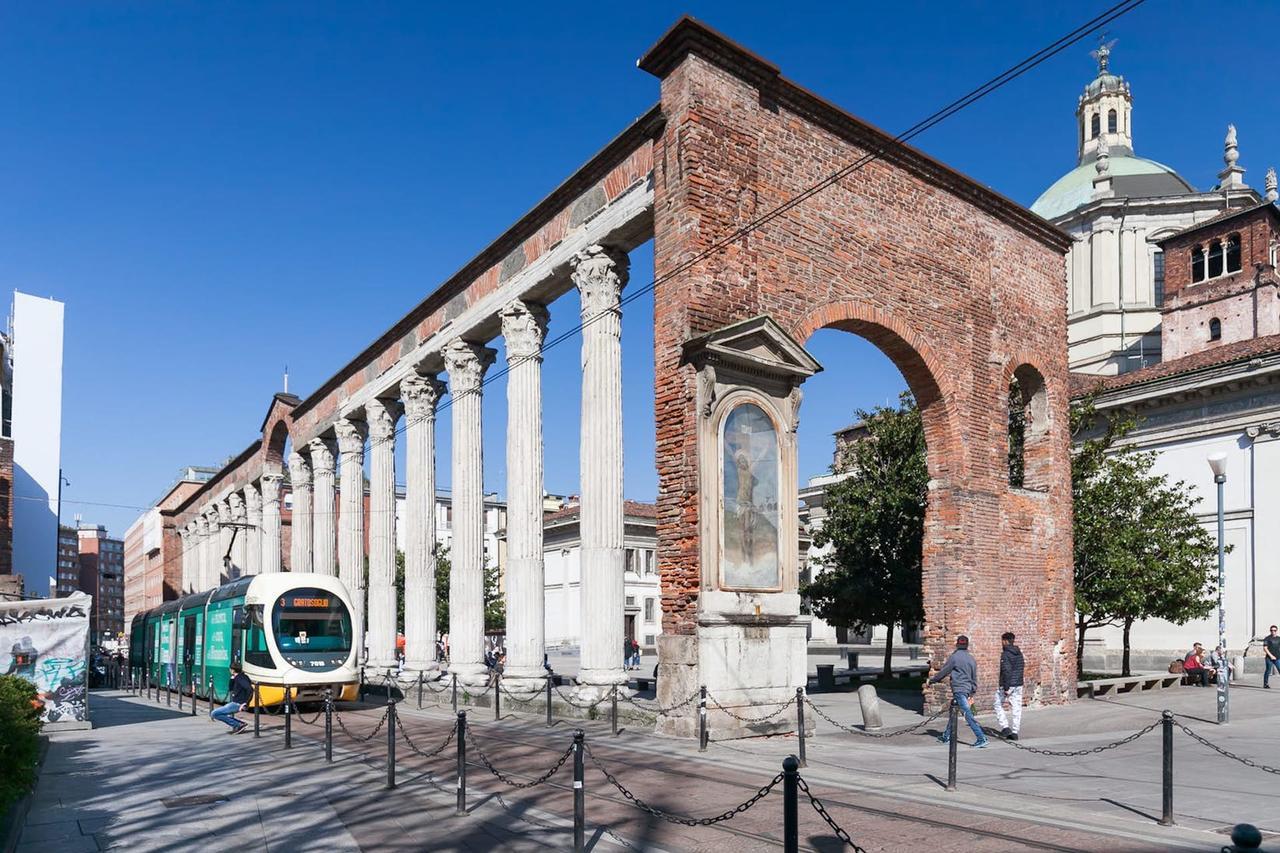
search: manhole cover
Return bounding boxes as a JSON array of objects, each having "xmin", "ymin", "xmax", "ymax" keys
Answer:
[{"xmin": 162, "ymin": 795, "xmax": 229, "ymax": 808}]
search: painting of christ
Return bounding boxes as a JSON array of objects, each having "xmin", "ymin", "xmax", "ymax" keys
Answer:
[{"xmin": 721, "ymin": 403, "xmax": 781, "ymax": 589}]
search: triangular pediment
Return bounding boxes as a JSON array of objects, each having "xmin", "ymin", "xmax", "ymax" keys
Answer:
[
  {"xmin": 258, "ymin": 392, "xmax": 301, "ymax": 434},
  {"xmin": 682, "ymin": 315, "xmax": 822, "ymax": 379}
]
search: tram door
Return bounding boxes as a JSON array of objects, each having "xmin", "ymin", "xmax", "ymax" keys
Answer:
[
  {"xmin": 182, "ymin": 617, "xmax": 197, "ymax": 690},
  {"xmin": 231, "ymin": 605, "xmax": 244, "ymax": 668}
]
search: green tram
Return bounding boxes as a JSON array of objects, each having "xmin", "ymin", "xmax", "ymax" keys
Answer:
[{"xmin": 128, "ymin": 573, "xmax": 359, "ymax": 707}]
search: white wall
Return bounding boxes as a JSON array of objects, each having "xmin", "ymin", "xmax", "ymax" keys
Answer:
[{"xmin": 11, "ymin": 292, "xmax": 64, "ymax": 592}]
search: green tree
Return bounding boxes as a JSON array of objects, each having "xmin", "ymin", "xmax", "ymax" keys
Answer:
[
  {"xmin": 430, "ymin": 545, "xmax": 503, "ymax": 633},
  {"xmin": 803, "ymin": 392, "xmax": 927, "ymax": 677},
  {"xmin": 435, "ymin": 545, "xmax": 450, "ymax": 630},
  {"xmin": 1071, "ymin": 399, "xmax": 1218, "ymax": 675},
  {"xmin": 0, "ymin": 675, "xmax": 42, "ymax": 811}
]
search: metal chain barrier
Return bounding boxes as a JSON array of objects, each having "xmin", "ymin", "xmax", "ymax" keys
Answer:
[
  {"xmin": 708, "ymin": 695, "xmax": 794, "ymax": 724},
  {"xmin": 465, "ymin": 729, "xmax": 574, "ymax": 788},
  {"xmin": 984, "ymin": 719, "xmax": 1159, "ymax": 756},
  {"xmin": 620, "ymin": 688, "xmax": 701, "ymax": 716},
  {"xmin": 395, "ymin": 714, "xmax": 457, "ymax": 758},
  {"xmin": 583, "ymin": 740, "xmax": 782, "ymax": 826},
  {"xmin": 1175, "ymin": 719, "xmax": 1280, "ymax": 775},
  {"xmin": 333, "ymin": 707, "xmax": 390, "ymax": 743},
  {"xmin": 289, "ymin": 694, "xmax": 323, "ymax": 726},
  {"xmin": 552, "ymin": 684, "xmax": 610, "ymax": 711},
  {"xmin": 806, "ymin": 699, "xmax": 947, "ymax": 738},
  {"xmin": 796, "ymin": 775, "xmax": 868, "ymax": 852}
]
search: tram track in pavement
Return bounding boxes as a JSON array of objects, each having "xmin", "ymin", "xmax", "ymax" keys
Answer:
[{"xmin": 288, "ymin": 703, "xmax": 1170, "ymax": 852}]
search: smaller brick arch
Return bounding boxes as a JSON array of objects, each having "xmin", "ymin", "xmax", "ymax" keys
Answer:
[
  {"xmin": 259, "ymin": 393, "xmax": 300, "ymax": 475},
  {"xmin": 1004, "ymin": 360, "xmax": 1053, "ymax": 491}
]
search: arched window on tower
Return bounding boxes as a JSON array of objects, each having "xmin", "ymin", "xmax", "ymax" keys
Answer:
[
  {"xmin": 1091, "ymin": 113, "xmax": 1100, "ymax": 139},
  {"xmin": 1209, "ymin": 317, "xmax": 1222, "ymax": 341},
  {"xmin": 1191, "ymin": 245, "xmax": 1206, "ymax": 282},
  {"xmin": 1226, "ymin": 233, "xmax": 1242, "ymax": 273},
  {"xmin": 1108, "ymin": 109, "xmax": 1117, "ymax": 133},
  {"xmin": 1208, "ymin": 239, "xmax": 1224, "ymax": 278}
]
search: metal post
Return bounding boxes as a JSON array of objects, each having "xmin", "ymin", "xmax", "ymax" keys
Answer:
[
  {"xmin": 386, "ymin": 698, "xmax": 397, "ymax": 790},
  {"xmin": 796, "ymin": 687, "xmax": 807, "ymax": 767},
  {"xmin": 782, "ymin": 755, "xmax": 799, "ymax": 853},
  {"xmin": 611, "ymin": 685, "xmax": 618, "ymax": 736},
  {"xmin": 166, "ymin": 670, "xmax": 172, "ymax": 706},
  {"xmin": 178, "ymin": 674, "xmax": 184, "ymax": 711},
  {"xmin": 455, "ymin": 712, "xmax": 467, "ymax": 816},
  {"xmin": 324, "ymin": 688, "xmax": 334, "ymax": 764},
  {"xmin": 417, "ymin": 671, "xmax": 423, "ymax": 710},
  {"xmin": 387, "ymin": 671, "xmax": 393, "ymax": 703},
  {"xmin": 254, "ymin": 683, "xmax": 261, "ymax": 738},
  {"xmin": 494, "ymin": 673, "xmax": 501, "ymax": 721},
  {"xmin": 946, "ymin": 700, "xmax": 958, "ymax": 792},
  {"xmin": 284, "ymin": 686, "xmax": 293, "ymax": 749},
  {"xmin": 452, "ymin": 672, "xmax": 458, "ymax": 714},
  {"xmin": 1216, "ymin": 474, "xmax": 1229, "ymax": 725},
  {"xmin": 546, "ymin": 676, "xmax": 553, "ymax": 727},
  {"xmin": 359, "ymin": 666, "xmax": 366, "ymax": 703},
  {"xmin": 699, "ymin": 685, "xmax": 708, "ymax": 752},
  {"xmin": 573, "ymin": 731, "xmax": 585, "ymax": 853},
  {"xmin": 1160, "ymin": 710, "xmax": 1174, "ymax": 825},
  {"xmin": 190, "ymin": 673, "xmax": 197, "ymax": 717}
]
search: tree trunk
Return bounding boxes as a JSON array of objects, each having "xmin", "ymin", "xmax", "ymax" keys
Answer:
[
  {"xmin": 1122, "ymin": 617, "xmax": 1133, "ymax": 678},
  {"xmin": 1076, "ymin": 613, "xmax": 1088, "ymax": 675},
  {"xmin": 882, "ymin": 621, "xmax": 895, "ymax": 679}
]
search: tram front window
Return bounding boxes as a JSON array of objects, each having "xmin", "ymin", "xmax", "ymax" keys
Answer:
[{"xmin": 270, "ymin": 588, "xmax": 353, "ymax": 671}]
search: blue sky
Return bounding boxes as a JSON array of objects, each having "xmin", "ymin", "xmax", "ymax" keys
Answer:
[{"xmin": 3, "ymin": 1, "xmax": 1278, "ymax": 580}]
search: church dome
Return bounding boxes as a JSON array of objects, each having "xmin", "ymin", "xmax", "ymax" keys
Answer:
[{"xmin": 1031, "ymin": 155, "xmax": 1196, "ymax": 221}]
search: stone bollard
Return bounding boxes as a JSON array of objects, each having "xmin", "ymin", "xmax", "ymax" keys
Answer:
[
  {"xmin": 1232, "ymin": 655, "xmax": 1246, "ymax": 681},
  {"xmin": 857, "ymin": 684, "xmax": 883, "ymax": 730}
]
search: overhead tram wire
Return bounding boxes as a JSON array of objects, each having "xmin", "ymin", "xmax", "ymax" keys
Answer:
[
  {"xmin": 368, "ymin": 0, "xmax": 1148, "ymax": 445},
  {"xmin": 48, "ymin": 0, "xmax": 1150, "ymax": 562}
]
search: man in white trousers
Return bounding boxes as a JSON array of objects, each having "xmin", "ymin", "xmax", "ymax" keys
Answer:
[{"xmin": 995, "ymin": 631, "xmax": 1024, "ymax": 740}]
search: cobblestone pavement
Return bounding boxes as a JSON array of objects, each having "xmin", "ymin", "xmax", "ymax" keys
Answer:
[{"xmin": 16, "ymin": 686, "xmax": 1273, "ymax": 852}]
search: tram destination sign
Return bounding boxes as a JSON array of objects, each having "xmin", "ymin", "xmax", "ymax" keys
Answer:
[{"xmin": 280, "ymin": 595, "xmax": 330, "ymax": 609}]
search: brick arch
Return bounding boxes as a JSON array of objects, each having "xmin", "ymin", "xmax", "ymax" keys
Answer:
[
  {"xmin": 1000, "ymin": 353, "xmax": 1063, "ymax": 493},
  {"xmin": 792, "ymin": 299, "xmax": 967, "ymax": 481}
]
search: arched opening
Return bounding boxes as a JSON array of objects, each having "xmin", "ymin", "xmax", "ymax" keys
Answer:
[
  {"xmin": 1226, "ymin": 233, "xmax": 1242, "ymax": 274},
  {"xmin": 1191, "ymin": 245, "xmax": 1206, "ymax": 283},
  {"xmin": 1007, "ymin": 364, "xmax": 1050, "ymax": 490},
  {"xmin": 1207, "ymin": 239, "xmax": 1224, "ymax": 278},
  {"xmin": 1091, "ymin": 113, "xmax": 1100, "ymax": 139},
  {"xmin": 1209, "ymin": 317, "xmax": 1222, "ymax": 341},
  {"xmin": 1107, "ymin": 109, "xmax": 1117, "ymax": 134}
]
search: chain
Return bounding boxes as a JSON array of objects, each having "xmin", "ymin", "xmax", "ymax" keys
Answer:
[
  {"xmin": 796, "ymin": 775, "xmax": 868, "ymax": 852},
  {"xmin": 552, "ymin": 684, "xmax": 610, "ymax": 711},
  {"xmin": 583, "ymin": 741, "xmax": 782, "ymax": 826},
  {"xmin": 806, "ymin": 699, "xmax": 947, "ymax": 738},
  {"xmin": 621, "ymin": 689, "xmax": 701, "ymax": 716},
  {"xmin": 708, "ymin": 696, "xmax": 795, "ymax": 724},
  {"xmin": 1175, "ymin": 720, "xmax": 1280, "ymax": 775},
  {"xmin": 333, "ymin": 708, "xmax": 390, "ymax": 743},
  {"xmin": 987, "ymin": 720, "xmax": 1158, "ymax": 756},
  {"xmin": 395, "ymin": 714, "xmax": 457, "ymax": 758},
  {"xmin": 466, "ymin": 729, "xmax": 574, "ymax": 788},
  {"xmin": 498, "ymin": 682, "xmax": 546, "ymax": 703}
]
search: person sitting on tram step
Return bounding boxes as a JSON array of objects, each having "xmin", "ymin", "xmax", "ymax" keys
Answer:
[{"xmin": 211, "ymin": 663, "xmax": 253, "ymax": 734}]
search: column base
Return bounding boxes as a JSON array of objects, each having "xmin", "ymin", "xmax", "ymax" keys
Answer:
[
  {"xmin": 403, "ymin": 661, "xmax": 442, "ymax": 680},
  {"xmin": 448, "ymin": 663, "xmax": 490, "ymax": 689},
  {"xmin": 571, "ymin": 669, "xmax": 632, "ymax": 703},
  {"xmin": 499, "ymin": 672, "xmax": 546, "ymax": 700}
]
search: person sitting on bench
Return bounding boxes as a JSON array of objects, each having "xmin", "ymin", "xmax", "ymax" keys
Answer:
[{"xmin": 1183, "ymin": 643, "xmax": 1213, "ymax": 687}]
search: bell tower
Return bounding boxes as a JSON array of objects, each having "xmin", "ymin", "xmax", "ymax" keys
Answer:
[{"xmin": 1076, "ymin": 40, "xmax": 1133, "ymax": 165}]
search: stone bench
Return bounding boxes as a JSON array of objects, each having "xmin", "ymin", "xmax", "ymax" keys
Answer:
[{"xmin": 1077, "ymin": 674, "xmax": 1182, "ymax": 698}]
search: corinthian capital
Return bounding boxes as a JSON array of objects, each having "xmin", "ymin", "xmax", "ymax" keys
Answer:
[
  {"xmin": 244, "ymin": 482, "xmax": 261, "ymax": 512},
  {"xmin": 308, "ymin": 437, "xmax": 336, "ymax": 474},
  {"xmin": 401, "ymin": 372, "xmax": 446, "ymax": 420},
  {"xmin": 215, "ymin": 501, "xmax": 231, "ymax": 523},
  {"xmin": 288, "ymin": 451, "xmax": 312, "ymax": 488},
  {"xmin": 501, "ymin": 300, "xmax": 550, "ymax": 362},
  {"xmin": 367, "ymin": 398, "xmax": 403, "ymax": 442},
  {"xmin": 260, "ymin": 471, "xmax": 284, "ymax": 503},
  {"xmin": 570, "ymin": 244, "xmax": 629, "ymax": 320},
  {"xmin": 334, "ymin": 418, "xmax": 369, "ymax": 460},
  {"xmin": 443, "ymin": 339, "xmax": 497, "ymax": 394},
  {"xmin": 228, "ymin": 492, "xmax": 245, "ymax": 521}
]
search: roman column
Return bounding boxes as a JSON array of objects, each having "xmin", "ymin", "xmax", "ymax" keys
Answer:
[
  {"xmin": 228, "ymin": 493, "xmax": 247, "ymax": 578},
  {"xmin": 443, "ymin": 338, "xmax": 496, "ymax": 687},
  {"xmin": 215, "ymin": 501, "xmax": 233, "ymax": 585},
  {"xmin": 401, "ymin": 371, "xmax": 446, "ymax": 677},
  {"xmin": 336, "ymin": 416, "xmax": 369, "ymax": 661},
  {"xmin": 571, "ymin": 244, "xmax": 630, "ymax": 698},
  {"xmin": 199, "ymin": 511, "xmax": 216, "ymax": 590},
  {"xmin": 501, "ymin": 299, "xmax": 550, "ymax": 692},
  {"xmin": 309, "ymin": 437, "xmax": 337, "ymax": 576},
  {"xmin": 244, "ymin": 484, "xmax": 261, "ymax": 576},
  {"xmin": 288, "ymin": 451, "xmax": 313, "ymax": 574},
  {"xmin": 260, "ymin": 473, "xmax": 283, "ymax": 574},
  {"xmin": 366, "ymin": 398, "xmax": 402, "ymax": 672},
  {"xmin": 178, "ymin": 526, "xmax": 192, "ymax": 593}
]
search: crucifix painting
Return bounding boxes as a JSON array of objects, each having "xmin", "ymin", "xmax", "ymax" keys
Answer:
[{"xmin": 721, "ymin": 402, "xmax": 781, "ymax": 589}]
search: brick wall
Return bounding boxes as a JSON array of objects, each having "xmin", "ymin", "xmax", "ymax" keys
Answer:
[
  {"xmin": 644, "ymin": 20, "xmax": 1076, "ymax": 706},
  {"xmin": 0, "ymin": 438, "xmax": 11, "ymax": 576}
]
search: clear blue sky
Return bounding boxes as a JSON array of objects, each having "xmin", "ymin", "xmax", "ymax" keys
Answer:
[{"xmin": 3, "ymin": 1, "xmax": 1277, "ymax": 583}]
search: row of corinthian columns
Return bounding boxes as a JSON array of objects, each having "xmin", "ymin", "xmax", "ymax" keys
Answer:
[{"xmin": 175, "ymin": 245, "xmax": 629, "ymax": 696}]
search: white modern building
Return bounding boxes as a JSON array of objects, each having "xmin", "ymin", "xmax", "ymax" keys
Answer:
[{"xmin": 392, "ymin": 489, "xmax": 506, "ymax": 575}]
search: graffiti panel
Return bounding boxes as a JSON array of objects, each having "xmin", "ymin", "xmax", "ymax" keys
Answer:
[{"xmin": 0, "ymin": 592, "xmax": 91, "ymax": 723}]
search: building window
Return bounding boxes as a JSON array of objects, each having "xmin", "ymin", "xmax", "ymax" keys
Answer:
[
  {"xmin": 1209, "ymin": 318, "xmax": 1222, "ymax": 341},
  {"xmin": 644, "ymin": 598, "xmax": 655, "ymax": 622},
  {"xmin": 1191, "ymin": 245, "xmax": 1206, "ymax": 282},
  {"xmin": 1226, "ymin": 233, "xmax": 1242, "ymax": 273},
  {"xmin": 1091, "ymin": 113, "xmax": 1100, "ymax": 139},
  {"xmin": 1207, "ymin": 239, "xmax": 1224, "ymax": 278},
  {"xmin": 1107, "ymin": 109, "xmax": 1117, "ymax": 133},
  {"xmin": 1153, "ymin": 250, "xmax": 1165, "ymax": 306}
]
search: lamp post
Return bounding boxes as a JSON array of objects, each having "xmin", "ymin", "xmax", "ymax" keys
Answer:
[{"xmin": 1207, "ymin": 452, "xmax": 1229, "ymax": 725}]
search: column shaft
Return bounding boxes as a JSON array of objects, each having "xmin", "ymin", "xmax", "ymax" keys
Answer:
[
  {"xmin": 179, "ymin": 530, "xmax": 192, "ymax": 593},
  {"xmin": 444, "ymin": 339, "xmax": 495, "ymax": 687},
  {"xmin": 244, "ymin": 484, "xmax": 261, "ymax": 576},
  {"xmin": 215, "ymin": 501, "xmax": 233, "ymax": 585},
  {"xmin": 229, "ymin": 493, "xmax": 247, "ymax": 579},
  {"xmin": 202, "ymin": 510, "xmax": 218, "ymax": 590},
  {"xmin": 366, "ymin": 400, "xmax": 401, "ymax": 671},
  {"xmin": 501, "ymin": 300, "xmax": 549, "ymax": 688},
  {"xmin": 309, "ymin": 438, "xmax": 337, "ymax": 576},
  {"xmin": 260, "ymin": 474, "xmax": 283, "ymax": 574},
  {"xmin": 288, "ymin": 452, "xmax": 313, "ymax": 574},
  {"xmin": 572, "ymin": 245, "xmax": 630, "ymax": 695},
  {"xmin": 336, "ymin": 418, "xmax": 369, "ymax": 662},
  {"xmin": 402, "ymin": 373, "xmax": 445, "ymax": 675}
]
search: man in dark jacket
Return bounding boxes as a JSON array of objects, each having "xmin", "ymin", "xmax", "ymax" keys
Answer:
[
  {"xmin": 928, "ymin": 635, "xmax": 987, "ymax": 748},
  {"xmin": 994, "ymin": 632, "xmax": 1024, "ymax": 740},
  {"xmin": 210, "ymin": 663, "xmax": 252, "ymax": 734}
]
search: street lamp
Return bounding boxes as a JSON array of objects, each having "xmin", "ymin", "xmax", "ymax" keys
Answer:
[{"xmin": 1207, "ymin": 451, "xmax": 1228, "ymax": 725}]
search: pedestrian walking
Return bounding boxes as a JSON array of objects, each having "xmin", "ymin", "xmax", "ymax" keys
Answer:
[
  {"xmin": 929, "ymin": 635, "xmax": 988, "ymax": 748},
  {"xmin": 994, "ymin": 631, "xmax": 1023, "ymax": 741},
  {"xmin": 1263, "ymin": 625, "xmax": 1280, "ymax": 689},
  {"xmin": 210, "ymin": 663, "xmax": 252, "ymax": 735}
]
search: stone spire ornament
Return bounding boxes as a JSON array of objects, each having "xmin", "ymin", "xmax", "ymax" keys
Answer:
[
  {"xmin": 1218, "ymin": 123, "xmax": 1247, "ymax": 190},
  {"xmin": 1266, "ymin": 167, "xmax": 1277, "ymax": 203},
  {"xmin": 1092, "ymin": 133, "xmax": 1113, "ymax": 199}
]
